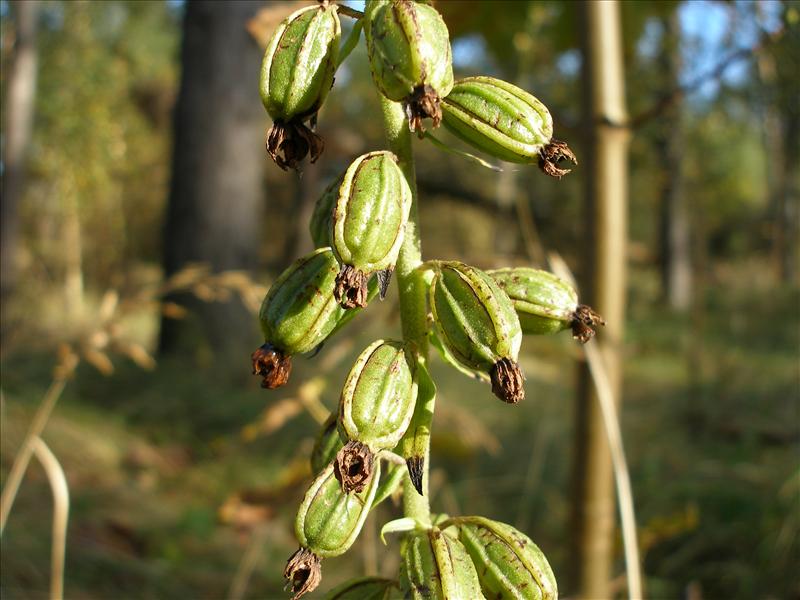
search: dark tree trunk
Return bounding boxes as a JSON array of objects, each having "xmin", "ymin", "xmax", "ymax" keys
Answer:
[
  {"xmin": 656, "ymin": 13, "xmax": 691, "ymax": 311},
  {"xmin": 159, "ymin": 1, "xmax": 266, "ymax": 365},
  {"xmin": 1, "ymin": 0, "xmax": 39, "ymax": 304}
]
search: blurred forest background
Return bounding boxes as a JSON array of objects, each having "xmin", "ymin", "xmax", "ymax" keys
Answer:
[{"xmin": 1, "ymin": 1, "xmax": 798, "ymax": 599}]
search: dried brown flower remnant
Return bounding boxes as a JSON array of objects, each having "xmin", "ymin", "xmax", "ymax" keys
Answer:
[
  {"xmin": 571, "ymin": 304, "xmax": 606, "ymax": 344},
  {"xmin": 405, "ymin": 84, "xmax": 443, "ymax": 137},
  {"xmin": 251, "ymin": 343, "xmax": 292, "ymax": 389},
  {"xmin": 490, "ymin": 357, "xmax": 525, "ymax": 404},
  {"xmin": 334, "ymin": 265, "xmax": 369, "ymax": 309},
  {"xmin": 333, "ymin": 440, "xmax": 375, "ymax": 493},
  {"xmin": 267, "ymin": 120, "xmax": 324, "ymax": 172},
  {"xmin": 538, "ymin": 139, "xmax": 578, "ymax": 178},
  {"xmin": 284, "ymin": 547, "xmax": 322, "ymax": 600}
]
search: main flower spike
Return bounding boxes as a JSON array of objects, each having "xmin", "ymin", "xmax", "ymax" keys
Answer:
[
  {"xmin": 329, "ymin": 151, "xmax": 412, "ymax": 308},
  {"xmin": 252, "ymin": 248, "xmax": 368, "ymax": 389},
  {"xmin": 364, "ymin": 0, "xmax": 454, "ymax": 135},
  {"xmin": 260, "ymin": 3, "xmax": 340, "ymax": 171},
  {"xmin": 429, "ymin": 261, "xmax": 525, "ymax": 403},
  {"xmin": 490, "ymin": 267, "xmax": 605, "ymax": 343},
  {"xmin": 441, "ymin": 76, "xmax": 578, "ymax": 177},
  {"xmin": 335, "ymin": 339, "xmax": 417, "ymax": 492}
]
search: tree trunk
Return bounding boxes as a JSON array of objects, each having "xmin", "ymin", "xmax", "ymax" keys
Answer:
[
  {"xmin": 159, "ymin": 1, "xmax": 266, "ymax": 365},
  {"xmin": 571, "ymin": 2, "xmax": 630, "ymax": 599},
  {"xmin": 1, "ymin": 0, "xmax": 39, "ymax": 303},
  {"xmin": 656, "ymin": 13, "xmax": 691, "ymax": 311}
]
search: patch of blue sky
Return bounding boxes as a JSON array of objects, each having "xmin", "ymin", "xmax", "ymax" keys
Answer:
[{"xmin": 679, "ymin": 0, "xmax": 783, "ymax": 100}]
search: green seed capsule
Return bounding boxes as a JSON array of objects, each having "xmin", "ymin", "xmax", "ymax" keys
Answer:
[
  {"xmin": 252, "ymin": 248, "xmax": 365, "ymax": 389},
  {"xmin": 309, "ymin": 175, "xmax": 343, "ymax": 249},
  {"xmin": 331, "ymin": 151, "xmax": 412, "ymax": 308},
  {"xmin": 399, "ymin": 527, "xmax": 484, "ymax": 600},
  {"xmin": 311, "ymin": 413, "xmax": 344, "ymax": 475},
  {"xmin": 324, "ymin": 577, "xmax": 400, "ymax": 600},
  {"xmin": 260, "ymin": 4, "xmax": 341, "ymax": 170},
  {"xmin": 429, "ymin": 261, "xmax": 525, "ymax": 404},
  {"xmin": 489, "ymin": 267, "xmax": 605, "ymax": 343},
  {"xmin": 442, "ymin": 516, "xmax": 558, "ymax": 600},
  {"xmin": 365, "ymin": 0, "xmax": 454, "ymax": 134},
  {"xmin": 295, "ymin": 461, "xmax": 381, "ymax": 558},
  {"xmin": 335, "ymin": 339, "xmax": 417, "ymax": 492},
  {"xmin": 441, "ymin": 76, "xmax": 577, "ymax": 178}
]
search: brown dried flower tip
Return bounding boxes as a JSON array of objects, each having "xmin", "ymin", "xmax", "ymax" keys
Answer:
[
  {"xmin": 284, "ymin": 547, "xmax": 322, "ymax": 600},
  {"xmin": 251, "ymin": 343, "xmax": 292, "ymax": 389},
  {"xmin": 266, "ymin": 119, "xmax": 324, "ymax": 172},
  {"xmin": 538, "ymin": 139, "xmax": 578, "ymax": 179},
  {"xmin": 571, "ymin": 304, "xmax": 606, "ymax": 344},
  {"xmin": 333, "ymin": 440, "xmax": 375, "ymax": 493},
  {"xmin": 405, "ymin": 84, "xmax": 443, "ymax": 137},
  {"xmin": 334, "ymin": 265, "xmax": 369, "ymax": 309},
  {"xmin": 490, "ymin": 357, "xmax": 525, "ymax": 404}
]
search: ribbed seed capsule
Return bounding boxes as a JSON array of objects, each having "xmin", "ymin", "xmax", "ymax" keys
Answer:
[
  {"xmin": 442, "ymin": 516, "xmax": 558, "ymax": 600},
  {"xmin": 285, "ymin": 461, "xmax": 382, "ymax": 598},
  {"xmin": 295, "ymin": 461, "xmax": 381, "ymax": 557},
  {"xmin": 331, "ymin": 151, "xmax": 412, "ymax": 308},
  {"xmin": 260, "ymin": 3, "xmax": 340, "ymax": 170},
  {"xmin": 365, "ymin": 0, "xmax": 454, "ymax": 134},
  {"xmin": 252, "ymin": 248, "xmax": 365, "ymax": 389},
  {"xmin": 323, "ymin": 577, "xmax": 400, "ymax": 600},
  {"xmin": 489, "ymin": 267, "xmax": 605, "ymax": 343},
  {"xmin": 310, "ymin": 413, "xmax": 344, "ymax": 475},
  {"xmin": 335, "ymin": 339, "xmax": 417, "ymax": 492},
  {"xmin": 399, "ymin": 527, "xmax": 484, "ymax": 600},
  {"xmin": 309, "ymin": 175, "xmax": 343, "ymax": 249},
  {"xmin": 441, "ymin": 76, "xmax": 577, "ymax": 178},
  {"xmin": 429, "ymin": 261, "xmax": 525, "ymax": 404}
]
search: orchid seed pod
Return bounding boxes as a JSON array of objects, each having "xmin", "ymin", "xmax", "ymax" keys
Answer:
[
  {"xmin": 364, "ymin": 0, "xmax": 454, "ymax": 135},
  {"xmin": 441, "ymin": 76, "xmax": 577, "ymax": 178},
  {"xmin": 309, "ymin": 174, "xmax": 343, "ymax": 249},
  {"xmin": 260, "ymin": 3, "xmax": 340, "ymax": 171},
  {"xmin": 311, "ymin": 413, "xmax": 344, "ymax": 475},
  {"xmin": 331, "ymin": 151, "xmax": 412, "ymax": 308},
  {"xmin": 429, "ymin": 261, "xmax": 525, "ymax": 404},
  {"xmin": 442, "ymin": 516, "xmax": 558, "ymax": 600},
  {"xmin": 323, "ymin": 576, "xmax": 401, "ymax": 600},
  {"xmin": 295, "ymin": 461, "xmax": 381, "ymax": 557},
  {"xmin": 489, "ymin": 267, "xmax": 605, "ymax": 343},
  {"xmin": 399, "ymin": 527, "xmax": 484, "ymax": 600},
  {"xmin": 252, "ymin": 248, "xmax": 366, "ymax": 389},
  {"xmin": 334, "ymin": 339, "xmax": 417, "ymax": 492}
]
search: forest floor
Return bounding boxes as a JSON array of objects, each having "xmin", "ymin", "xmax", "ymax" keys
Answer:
[{"xmin": 1, "ymin": 263, "xmax": 798, "ymax": 600}]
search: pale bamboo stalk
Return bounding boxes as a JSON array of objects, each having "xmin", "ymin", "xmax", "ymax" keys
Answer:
[
  {"xmin": 0, "ymin": 357, "xmax": 76, "ymax": 534},
  {"xmin": 32, "ymin": 437, "xmax": 69, "ymax": 600},
  {"xmin": 551, "ymin": 255, "xmax": 642, "ymax": 600}
]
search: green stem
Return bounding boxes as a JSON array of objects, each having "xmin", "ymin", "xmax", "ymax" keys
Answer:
[{"xmin": 379, "ymin": 95, "xmax": 431, "ymax": 525}]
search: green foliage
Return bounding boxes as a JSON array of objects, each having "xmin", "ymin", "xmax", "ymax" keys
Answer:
[{"xmin": 25, "ymin": 1, "xmax": 177, "ymax": 282}]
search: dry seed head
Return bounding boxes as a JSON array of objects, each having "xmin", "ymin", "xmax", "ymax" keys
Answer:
[
  {"xmin": 333, "ymin": 440, "xmax": 375, "ymax": 493},
  {"xmin": 284, "ymin": 547, "xmax": 322, "ymax": 600}
]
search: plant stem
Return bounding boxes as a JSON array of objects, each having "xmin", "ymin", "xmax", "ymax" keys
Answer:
[{"xmin": 379, "ymin": 95, "xmax": 431, "ymax": 525}]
